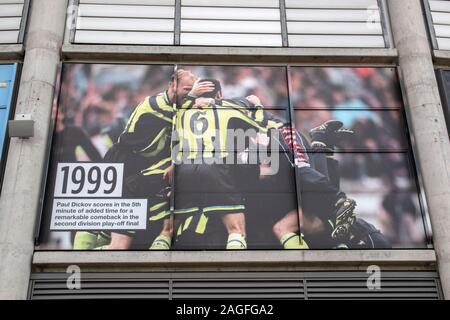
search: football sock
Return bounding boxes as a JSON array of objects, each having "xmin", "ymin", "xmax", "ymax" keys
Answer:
[
  {"xmin": 73, "ymin": 232, "xmax": 98, "ymax": 250},
  {"xmin": 150, "ymin": 235, "xmax": 172, "ymax": 250},
  {"xmin": 226, "ymin": 233, "xmax": 247, "ymax": 250},
  {"xmin": 280, "ymin": 232, "xmax": 309, "ymax": 249}
]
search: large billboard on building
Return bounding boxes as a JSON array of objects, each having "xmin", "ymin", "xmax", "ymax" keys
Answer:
[{"xmin": 37, "ymin": 64, "xmax": 429, "ymax": 250}]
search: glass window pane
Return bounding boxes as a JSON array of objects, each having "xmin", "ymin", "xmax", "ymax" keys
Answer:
[
  {"xmin": 294, "ymin": 109, "xmax": 409, "ymax": 152},
  {"xmin": 293, "ymin": 152, "xmax": 427, "ymax": 249},
  {"xmin": 172, "ymin": 65, "xmax": 300, "ymax": 250},
  {"xmin": 38, "ymin": 63, "xmax": 177, "ymax": 250},
  {"xmin": 177, "ymin": 65, "xmax": 289, "ymax": 109},
  {"xmin": 289, "ymin": 66, "xmax": 427, "ymax": 249},
  {"xmin": 290, "ymin": 67, "xmax": 401, "ymax": 110},
  {"xmin": 334, "ymin": 152, "xmax": 426, "ymax": 248}
]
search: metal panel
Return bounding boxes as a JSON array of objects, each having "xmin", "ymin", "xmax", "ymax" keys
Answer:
[
  {"xmin": 428, "ymin": 0, "xmax": 450, "ymax": 51},
  {"xmin": 73, "ymin": 1, "xmax": 176, "ymax": 45},
  {"xmin": 429, "ymin": 0, "xmax": 450, "ymax": 12},
  {"xmin": 0, "ymin": 4, "xmax": 23, "ymax": 17},
  {"xmin": 78, "ymin": 4, "xmax": 175, "ymax": 18},
  {"xmin": 289, "ymin": 34, "xmax": 385, "ymax": 48},
  {"xmin": 181, "ymin": 7, "xmax": 280, "ymax": 20},
  {"xmin": 182, "ymin": 0, "xmax": 280, "ymax": 7},
  {"xmin": 178, "ymin": 2, "xmax": 282, "ymax": 47},
  {"xmin": 29, "ymin": 271, "xmax": 442, "ymax": 300},
  {"xmin": 424, "ymin": 0, "xmax": 440, "ymax": 50},
  {"xmin": 180, "ymin": 33, "xmax": 282, "ymax": 46},
  {"xmin": 75, "ymin": 30, "xmax": 174, "ymax": 45},
  {"xmin": 379, "ymin": 0, "xmax": 393, "ymax": 48},
  {"xmin": 31, "ymin": 277, "xmax": 170, "ymax": 300},
  {"xmin": 0, "ymin": 1, "xmax": 25, "ymax": 44},
  {"xmin": 437, "ymin": 37, "xmax": 450, "ymax": 50},
  {"xmin": 70, "ymin": 0, "xmax": 391, "ymax": 48},
  {"xmin": 306, "ymin": 278, "xmax": 440, "ymax": 300},
  {"xmin": 280, "ymin": 0, "xmax": 289, "ymax": 46},
  {"xmin": 435, "ymin": 24, "xmax": 450, "ymax": 38},
  {"xmin": 287, "ymin": 21, "xmax": 382, "ymax": 35},
  {"xmin": 172, "ymin": 279, "xmax": 305, "ymax": 300},
  {"xmin": 431, "ymin": 11, "xmax": 450, "ymax": 25},
  {"xmin": 285, "ymin": 0, "xmax": 378, "ymax": 9},
  {"xmin": 0, "ymin": 30, "xmax": 19, "ymax": 43},
  {"xmin": 174, "ymin": 0, "xmax": 181, "ymax": 45},
  {"xmin": 0, "ymin": 17, "xmax": 21, "ymax": 30},
  {"xmin": 80, "ymin": 0, "xmax": 175, "ymax": 4},
  {"xmin": 181, "ymin": 20, "xmax": 281, "ymax": 34},
  {"xmin": 285, "ymin": 0, "xmax": 387, "ymax": 49},
  {"xmin": 77, "ymin": 17, "xmax": 174, "ymax": 32},
  {"xmin": 286, "ymin": 9, "xmax": 381, "ymax": 22}
]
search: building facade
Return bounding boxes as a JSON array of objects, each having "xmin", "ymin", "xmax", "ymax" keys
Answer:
[{"xmin": 0, "ymin": 0, "xmax": 449, "ymax": 300}]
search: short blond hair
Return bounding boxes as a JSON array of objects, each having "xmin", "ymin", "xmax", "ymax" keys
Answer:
[{"xmin": 171, "ymin": 69, "xmax": 195, "ymax": 83}]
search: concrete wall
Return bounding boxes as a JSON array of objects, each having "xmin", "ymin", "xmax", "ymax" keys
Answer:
[
  {"xmin": 387, "ymin": 0, "xmax": 450, "ymax": 299},
  {"xmin": 0, "ymin": 0, "xmax": 449, "ymax": 300},
  {"xmin": 0, "ymin": 0, "xmax": 68, "ymax": 300}
]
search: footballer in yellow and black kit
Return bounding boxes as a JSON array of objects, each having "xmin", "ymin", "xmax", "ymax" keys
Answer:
[
  {"xmin": 172, "ymin": 88, "xmax": 272, "ymax": 249},
  {"xmin": 170, "ymin": 80, "xmax": 360, "ymax": 250},
  {"xmin": 73, "ymin": 91, "xmax": 174, "ymax": 250}
]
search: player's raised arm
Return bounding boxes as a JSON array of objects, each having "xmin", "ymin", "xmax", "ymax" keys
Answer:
[{"xmin": 179, "ymin": 79, "xmax": 216, "ymax": 109}]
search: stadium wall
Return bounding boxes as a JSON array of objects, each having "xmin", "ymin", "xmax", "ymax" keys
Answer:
[{"xmin": 0, "ymin": 0, "xmax": 449, "ymax": 300}]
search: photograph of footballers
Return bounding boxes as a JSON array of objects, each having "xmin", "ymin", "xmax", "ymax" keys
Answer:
[
  {"xmin": 37, "ymin": 63, "xmax": 430, "ymax": 250},
  {"xmin": 290, "ymin": 67, "xmax": 429, "ymax": 249},
  {"xmin": 38, "ymin": 64, "xmax": 179, "ymax": 250},
  {"xmin": 171, "ymin": 65, "xmax": 428, "ymax": 249}
]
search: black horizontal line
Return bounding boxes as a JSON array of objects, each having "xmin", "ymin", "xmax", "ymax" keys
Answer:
[
  {"xmin": 77, "ymin": 29, "xmax": 173, "ymax": 33},
  {"xmin": 172, "ymin": 107, "xmax": 289, "ymax": 110},
  {"xmin": 303, "ymin": 150, "xmax": 410, "ymax": 153},
  {"xmin": 181, "ymin": 19, "xmax": 281, "ymax": 23},
  {"xmin": 287, "ymin": 20, "xmax": 381, "ymax": 23},
  {"xmin": 74, "ymin": 41, "xmax": 174, "ymax": 45},
  {"xmin": 53, "ymin": 197, "xmax": 123, "ymax": 199},
  {"xmin": 76, "ymin": 16, "xmax": 281, "ymax": 23},
  {"xmin": 77, "ymin": 17, "xmax": 174, "ymax": 20},
  {"xmin": 181, "ymin": 6, "xmax": 280, "ymax": 10},
  {"xmin": 181, "ymin": 16, "xmax": 280, "ymax": 22},
  {"xmin": 287, "ymin": 46, "xmax": 385, "ymax": 48},
  {"xmin": 293, "ymin": 107, "xmax": 401, "ymax": 111},
  {"xmin": 181, "ymin": 32, "xmax": 281, "ymax": 35},
  {"xmin": 430, "ymin": 10, "xmax": 450, "ymax": 14},
  {"xmin": 80, "ymin": 3, "xmax": 175, "ymax": 8},
  {"xmin": 175, "ymin": 150, "xmax": 411, "ymax": 154},
  {"xmin": 180, "ymin": 31, "xmax": 281, "ymax": 35},
  {"xmin": 433, "ymin": 23, "xmax": 450, "ymax": 27},
  {"xmin": 287, "ymin": 21, "xmax": 381, "ymax": 24},
  {"xmin": 286, "ymin": 7, "xmax": 379, "ymax": 11},
  {"xmin": 288, "ymin": 33, "xmax": 382, "ymax": 36},
  {"xmin": 79, "ymin": 15, "xmax": 174, "ymax": 19},
  {"xmin": 177, "ymin": 7, "xmax": 381, "ymax": 11}
]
